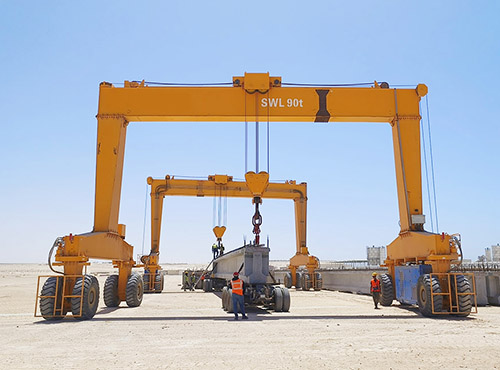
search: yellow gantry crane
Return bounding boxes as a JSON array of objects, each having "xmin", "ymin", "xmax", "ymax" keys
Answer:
[
  {"xmin": 141, "ymin": 172, "xmax": 318, "ymax": 293},
  {"xmin": 36, "ymin": 72, "xmax": 474, "ymax": 320}
]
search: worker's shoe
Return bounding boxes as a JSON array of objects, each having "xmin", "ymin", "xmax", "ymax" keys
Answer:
[
  {"xmin": 234, "ymin": 316, "xmax": 238, "ymax": 320},
  {"xmin": 242, "ymin": 315, "xmax": 248, "ymax": 320}
]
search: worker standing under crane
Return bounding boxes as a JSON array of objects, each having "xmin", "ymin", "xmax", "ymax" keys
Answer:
[
  {"xmin": 230, "ymin": 272, "xmax": 248, "ymax": 320},
  {"xmin": 370, "ymin": 272, "xmax": 381, "ymax": 309}
]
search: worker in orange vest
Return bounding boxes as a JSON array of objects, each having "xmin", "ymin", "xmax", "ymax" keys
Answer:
[
  {"xmin": 370, "ymin": 272, "xmax": 381, "ymax": 309},
  {"xmin": 230, "ymin": 272, "xmax": 248, "ymax": 320}
]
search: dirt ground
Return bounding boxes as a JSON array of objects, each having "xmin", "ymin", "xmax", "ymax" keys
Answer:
[{"xmin": 0, "ymin": 264, "xmax": 499, "ymax": 370}]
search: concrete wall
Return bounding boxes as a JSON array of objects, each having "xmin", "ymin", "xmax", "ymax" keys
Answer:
[{"xmin": 272, "ymin": 269, "xmax": 500, "ymax": 306}]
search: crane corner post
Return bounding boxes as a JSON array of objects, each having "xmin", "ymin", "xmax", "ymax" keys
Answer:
[{"xmin": 36, "ymin": 72, "xmax": 475, "ymax": 320}]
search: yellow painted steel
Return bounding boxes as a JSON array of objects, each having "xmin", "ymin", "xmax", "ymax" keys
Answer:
[
  {"xmin": 45, "ymin": 72, "xmax": 463, "ymax": 310},
  {"xmin": 213, "ymin": 226, "xmax": 227, "ymax": 239},
  {"xmin": 146, "ymin": 173, "xmax": 310, "ymax": 261},
  {"xmin": 429, "ymin": 273, "xmax": 478, "ymax": 315}
]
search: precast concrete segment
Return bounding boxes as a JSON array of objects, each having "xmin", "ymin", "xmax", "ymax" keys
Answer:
[
  {"xmin": 273, "ymin": 269, "xmax": 500, "ymax": 306},
  {"xmin": 212, "ymin": 245, "xmax": 272, "ymax": 284}
]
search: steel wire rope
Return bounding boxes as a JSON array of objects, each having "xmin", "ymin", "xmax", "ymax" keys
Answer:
[
  {"xmin": 267, "ymin": 90, "xmax": 270, "ymax": 174},
  {"xmin": 245, "ymin": 92, "xmax": 248, "ymax": 175},
  {"xmin": 425, "ymin": 95, "xmax": 439, "ymax": 232},
  {"xmin": 420, "ymin": 100, "xmax": 434, "ymax": 232},
  {"xmin": 132, "ymin": 81, "xmax": 234, "ymax": 86},
  {"xmin": 281, "ymin": 82, "xmax": 374, "ymax": 87},
  {"xmin": 255, "ymin": 94, "xmax": 259, "ymax": 172}
]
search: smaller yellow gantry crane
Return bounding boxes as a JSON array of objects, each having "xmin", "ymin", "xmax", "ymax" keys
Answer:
[{"xmin": 140, "ymin": 172, "xmax": 319, "ymax": 294}]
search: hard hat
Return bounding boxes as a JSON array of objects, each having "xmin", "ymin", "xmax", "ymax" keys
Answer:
[
  {"xmin": 233, "ymin": 272, "xmax": 239, "ymax": 276},
  {"xmin": 372, "ymin": 272, "xmax": 377, "ymax": 276}
]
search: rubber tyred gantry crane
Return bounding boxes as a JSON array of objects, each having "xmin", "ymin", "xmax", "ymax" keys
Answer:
[{"xmin": 36, "ymin": 73, "xmax": 475, "ymax": 320}]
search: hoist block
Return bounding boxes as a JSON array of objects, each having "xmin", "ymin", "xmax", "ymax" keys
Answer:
[
  {"xmin": 213, "ymin": 226, "xmax": 226, "ymax": 239},
  {"xmin": 245, "ymin": 171, "xmax": 269, "ymax": 196}
]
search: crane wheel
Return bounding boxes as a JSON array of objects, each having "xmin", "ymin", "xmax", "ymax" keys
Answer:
[
  {"xmin": 314, "ymin": 272, "xmax": 323, "ymax": 291},
  {"xmin": 301, "ymin": 273, "xmax": 312, "ymax": 291},
  {"xmin": 451, "ymin": 275, "xmax": 472, "ymax": 316},
  {"xmin": 284, "ymin": 273, "xmax": 292, "ymax": 289},
  {"xmin": 126, "ymin": 273, "xmax": 144, "ymax": 308},
  {"xmin": 143, "ymin": 273, "xmax": 152, "ymax": 294},
  {"xmin": 274, "ymin": 286, "xmax": 283, "ymax": 312},
  {"xmin": 71, "ymin": 275, "xmax": 100, "ymax": 320},
  {"xmin": 40, "ymin": 276, "xmax": 66, "ymax": 321},
  {"xmin": 226, "ymin": 289, "xmax": 234, "ymax": 313},
  {"xmin": 221, "ymin": 287, "xmax": 228, "ymax": 310},
  {"xmin": 417, "ymin": 274, "xmax": 443, "ymax": 317},
  {"xmin": 154, "ymin": 272, "xmax": 164, "ymax": 293},
  {"xmin": 380, "ymin": 274, "xmax": 395, "ymax": 306},
  {"xmin": 295, "ymin": 272, "xmax": 302, "ymax": 289},
  {"xmin": 281, "ymin": 287, "xmax": 291, "ymax": 312},
  {"xmin": 103, "ymin": 275, "xmax": 120, "ymax": 307}
]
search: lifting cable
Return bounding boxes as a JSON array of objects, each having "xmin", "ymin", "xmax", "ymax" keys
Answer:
[
  {"xmin": 425, "ymin": 95, "xmax": 439, "ymax": 232},
  {"xmin": 420, "ymin": 100, "xmax": 434, "ymax": 232}
]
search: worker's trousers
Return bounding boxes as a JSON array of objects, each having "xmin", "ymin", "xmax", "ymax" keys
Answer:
[
  {"xmin": 372, "ymin": 292, "xmax": 380, "ymax": 307},
  {"xmin": 232, "ymin": 293, "xmax": 246, "ymax": 317}
]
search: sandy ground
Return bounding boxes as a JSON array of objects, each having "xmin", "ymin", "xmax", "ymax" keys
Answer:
[{"xmin": 0, "ymin": 263, "xmax": 499, "ymax": 370}]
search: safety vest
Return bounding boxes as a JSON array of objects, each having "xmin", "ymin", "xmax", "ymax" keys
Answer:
[
  {"xmin": 231, "ymin": 279, "xmax": 244, "ymax": 296},
  {"xmin": 371, "ymin": 279, "xmax": 381, "ymax": 293},
  {"xmin": 212, "ymin": 244, "xmax": 218, "ymax": 251}
]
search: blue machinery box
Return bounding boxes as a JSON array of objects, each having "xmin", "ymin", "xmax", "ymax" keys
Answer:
[{"xmin": 395, "ymin": 265, "xmax": 432, "ymax": 305}]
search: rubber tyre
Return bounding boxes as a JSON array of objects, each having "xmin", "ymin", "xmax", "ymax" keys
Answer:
[
  {"xmin": 203, "ymin": 279, "xmax": 211, "ymax": 292},
  {"xmin": 71, "ymin": 275, "xmax": 100, "ymax": 320},
  {"xmin": 274, "ymin": 286, "xmax": 283, "ymax": 312},
  {"xmin": 451, "ymin": 275, "xmax": 472, "ymax": 316},
  {"xmin": 301, "ymin": 273, "xmax": 311, "ymax": 291},
  {"xmin": 103, "ymin": 275, "xmax": 120, "ymax": 307},
  {"xmin": 40, "ymin": 276, "xmax": 65, "ymax": 321},
  {"xmin": 295, "ymin": 272, "xmax": 302, "ymax": 289},
  {"xmin": 226, "ymin": 289, "xmax": 234, "ymax": 313},
  {"xmin": 222, "ymin": 287, "xmax": 228, "ymax": 310},
  {"xmin": 154, "ymin": 272, "xmax": 164, "ymax": 293},
  {"xmin": 281, "ymin": 287, "xmax": 291, "ymax": 312},
  {"xmin": 143, "ymin": 273, "xmax": 152, "ymax": 293},
  {"xmin": 417, "ymin": 274, "xmax": 443, "ymax": 317},
  {"xmin": 314, "ymin": 272, "xmax": 323, "ymax": 291},
  {"xmin": 380, "ymin": 273, "xmax": 395, "ymax": 307},
  {"xmin": 284, "ymin": 272, "xmax": 292, "ymax": 289},
  {"xmin": 126, "ymin": 273, "xmax": 144, "ymax": 308}
]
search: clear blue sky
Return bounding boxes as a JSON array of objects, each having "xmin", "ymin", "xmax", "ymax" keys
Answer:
[{"xmin": 0, "ymin": 1, "xmax": 499, "ymax": 263}]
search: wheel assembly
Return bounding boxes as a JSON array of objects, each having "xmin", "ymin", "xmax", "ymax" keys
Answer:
[
  {"xmin": 295, "ymin": 272, "xmax": 302, "ymax": 289},
  {"xmin": 274, "ymin": 286, "xmax": 283, "ymax": 312},
  {"xmin": 40, "ymin": 276, "xmax": 66, "ymax": 321},
  {"xmin": 126, "ymin": 273, "xmax": 144, "ymax": 308},
  {"xmin": 451, "ymin": 274, "xmax": 472, "ymax": 316},
  {"xmin": 314, "ymin": 272, "xmax": 322, "ymax": 291},
  {"xmin": 301, "ymin": 273, "xmax": 312, "ymax": 291},
  {"xmin": 221, "ymin": 287, "xmax": 228, "ymax": 310},
  {"xmin": 71, "ymin": 275, "xmax": 100, "ymax": 320},
  {"xmin": 417, "ymin": 274, "xmax": 442, "ymax": 317},
  {"xmin": 103, "ymin": 275, "xmax": 120, "ymax": 307},
  {"xmin": 380, "ymin": 273, "xmax": 394, "ymax": 307},
  {"xmin": 143, "ymin": 273, "xmax": 152, "ymax": 293},
  {"xmin": 284, "ymin": 272, "xmax": 292, "ymax": 289},
  {"xmin": 154, "ymin": 272, "xmax": 164, "ymax": 293},
  {"xmin": 226, "ymin": 288, "xmax": 233, "ymax": 313},
  {"xmin": 281, "ymin": 287, "xmax": 291, "ymax": 312}
]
